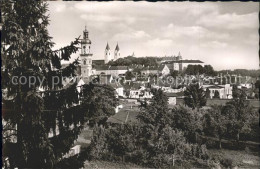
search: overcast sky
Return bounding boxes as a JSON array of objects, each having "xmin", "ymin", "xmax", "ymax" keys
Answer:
[{"xmin": 47, "ymin": 1, "xmax": 259, "ymax": 70}]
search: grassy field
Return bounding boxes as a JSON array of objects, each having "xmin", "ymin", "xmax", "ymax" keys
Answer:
[
  {"xmin": 84, "ymin": 160, "xmax": 146, "ymax": 169},
  {"xmin": 208, "ymin": 149, "xmax": 260, "ymax": 169},
  {"xmin": 107, "ymin": 109, "xmax": 139, "ymax": 124}
]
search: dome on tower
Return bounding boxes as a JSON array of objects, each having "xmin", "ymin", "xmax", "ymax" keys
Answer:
[
  {"xmin": 81, "ymin": 26, "xmax": 91, "ymax": 44},
  {"xmin": 81, "ymin": 38, "xmax": 91, "ymax": 44}
]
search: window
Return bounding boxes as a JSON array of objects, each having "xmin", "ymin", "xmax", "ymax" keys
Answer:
[
  {"xmin": 83, "ymin": 46, "xmax": 86, "ymax": 54},
  {"xmin": 83, "ymin": 60, "xmax": 86, "ymax": 65}
]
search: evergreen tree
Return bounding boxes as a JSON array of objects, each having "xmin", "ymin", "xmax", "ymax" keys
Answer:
[
  {"xmin": 1, "ymin": 1, "xmax": 117, "ymax": 168},
  {"xmin": 184, "ymin": 83, "xmax": 207, "ymax": 110}
]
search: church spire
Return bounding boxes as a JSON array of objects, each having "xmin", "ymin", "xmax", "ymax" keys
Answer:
[
  {"xmin": 106, "ymin": 42, "xmax": 110, "ymax": 50},
  {"xmin": 115, "ymin": 42, "xmax": 120, "ymax": 51}
]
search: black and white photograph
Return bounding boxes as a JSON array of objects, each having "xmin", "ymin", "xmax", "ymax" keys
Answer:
[{"xmin": 1, "ymin": 0, "xmax": 259, "ymax": 168}]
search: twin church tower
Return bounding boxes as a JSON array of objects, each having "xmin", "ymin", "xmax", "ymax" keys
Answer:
[
  {"xmin": 79, "ymin": 27, "xmax": 120, "ymax": 77},
  {"xmin": 105, "ymin": 42, "xmax": 120, "ymax": 64}
]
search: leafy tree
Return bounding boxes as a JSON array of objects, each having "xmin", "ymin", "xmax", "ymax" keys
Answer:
[
  {"xmin": 184, "ymin": 83, "xmax": 207, "ymax": 110},
  {"xmin": 203, "ymin": 105, "xmax": 227, "ymax": 149},
  {"xmin": 213, "ymin": 90, "xmax": 220, "ymax": 99},
  {"xmin": 204, "ymin": 65, "xmax": 215, "ymax": 76},
  {"xmin": 125, "ymin": 70, "xmax": 135, "ymax": 80},
  {"xmin": 255, "ymin": 80, "xmax": 260, "ymax": 89},
  {"xmin": 185, "ymin": 65, "xmax": 215, "ymax": 76},
  {"xmin": 217, "ymin": 69, "xmax": 260, "ymax": 78},
  {"xmin": 170, "ymin": 106, "xmax": 203, "ymax": 143},
  {"xmin": 170, "ymin": 70, "xmax": 178, "ymax": 78},
  {"xmin": 232, "ymin": 84, "xmax": 239, "ymax": 99},
  {"xmin": 81, "ymin": 83, "xmax": 118, "ymax": 127},
  {"xmin": 137, "ymin": 89, "xmax": 169, "ymax": 130},
  {"xmin": 108, "ymin": 56, "xmax": 160, "ymax": 67},
  {"xmin": 223, "ymin": 90, "xmax": 252, "ymax": 142}
]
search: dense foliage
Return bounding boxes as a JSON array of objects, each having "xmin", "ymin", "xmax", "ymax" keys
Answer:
[
  {"xmin": 89, "ymin": 89, "xmax": 209, "ymax": 168},
  {"xmin": 107, "ymin": 56, "xmax": 160, "ymax": 67},
  {"xmin": 217, "ymin": 69, "xmax": 260, "ymax": 78},
  {"xmin": 184, "ymin": 83, "xmax": 207, "ymax": 110},
  {"xmin": 1, "ymin": 1, "xmax": 117, "ymax": 168},
  {"xmin": 184, "ymin": 65, "xmax": 216, "ymax": 76}
]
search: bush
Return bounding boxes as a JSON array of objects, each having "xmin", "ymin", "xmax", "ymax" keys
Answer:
[{"xmin": 220, "ymin": 158, "xmax": 234, "ymax": 168}]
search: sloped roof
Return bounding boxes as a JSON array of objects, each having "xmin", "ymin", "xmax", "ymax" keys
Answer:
[
  {"xmin": 165, "ymin": 64, "xmax": 174, "ymax": 70},
  {"xmin": 92, "ymin": 60, "xmax": 105, "ymax": 66},
  {"xmin": 165, "ymin": 92, "xmax": 183, "ymax": 97},
  {"xmin": 158, "ymin": 64, "xmax": 169, "ymax": 71},
  {"xmin": 105, "ymin": 42, "xmax": 110, "ymax": 50},
  {"xmin": 141, "ymin": 66, "xmax": 158, "ymax": 71},
  {"xmin": 206, "ymin": 85, "xmax": 224, "ymax": 89},
  {"xmin": 181, "ymin": 59, "xmax": 204, "ymax": 63},
  {"xmin": 161, "ymin": 56, "xmax": 178, "ymax": 61},
  {"xmin": 110, "ymin": 82, "xmax": 123, "ymax": 89},
  {"xmin": 95, "ymin": 65, "xmax": 110, "ymax": 70},
  {"xmin": 115, "ymin": 43, "xmax": 120, "ymax": 51},
  {"xmin": 109, "ymin": 66, "xmax": 128, "ymax": 70},
  {"xmin": 131, "ymin": 83, "xmax": 143, "ymax": 90}
]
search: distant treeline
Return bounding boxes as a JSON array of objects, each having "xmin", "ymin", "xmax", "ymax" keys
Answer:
[
  {"xmin": 216, "ymin": 69, "xmax": 260, "ymax": 78},
  {"xmin": 107, "ymin": 56, "xmax": 162, "ymax": 67}
]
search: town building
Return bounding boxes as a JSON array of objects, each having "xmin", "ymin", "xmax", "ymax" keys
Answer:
[
  {"xmin": 95, "ymin": 65, "xmax": 129, "ymax": 76},
  {"xmin": 158, "ymin": 64, "xmax": 170, "ymax": 76},
  {"xmin": 203, "ymin": 84, "xmax": 233, "ymax": 99},
  {"xmin": 161, "ymin": 52, "xmax": 204, "ymax": 72}
]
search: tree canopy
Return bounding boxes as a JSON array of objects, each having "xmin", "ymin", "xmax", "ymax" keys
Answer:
[
  {"xmin": 184, "ymin": 65, "xmax": 216, "ymax": 76},
  {"xmin": 107, "ymin": 56, "xmax": 160, "ymax": 67},
  {"xmin": 1, "ymin": 1, "xmax": 117, "ymax": 168},
  {"xmin": 184, "ymin": 83, "xmax": 207, "ymax": 110}
]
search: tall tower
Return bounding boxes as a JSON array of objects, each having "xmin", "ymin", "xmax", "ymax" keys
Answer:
[
  {"xmin": 80, "ymin": 26, "xmax": 93, "ymax": 77},
  {"xmin": 114, "ymin": 42, "xmax": 120, "ymax": 60},
  {"xmin": 177, "ymin": 52, "xmax": 183, "ymax": 72},
  {"xmin": 105, "ymin": 42, "xmax": 112, "ymax": 64},
  {"xmin": 177, "ymin": 51, "xmax": 182, "ymax": 60}
]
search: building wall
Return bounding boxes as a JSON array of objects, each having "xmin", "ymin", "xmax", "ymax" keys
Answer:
[{"xmin": 105, "ymin": 49, "xmax": 112, "ymax": 64}]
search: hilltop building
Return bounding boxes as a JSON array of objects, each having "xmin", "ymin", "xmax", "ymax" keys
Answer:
[{"xmin": 161, "ymin": 52, "xmax": 204, "ymax": 72}]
